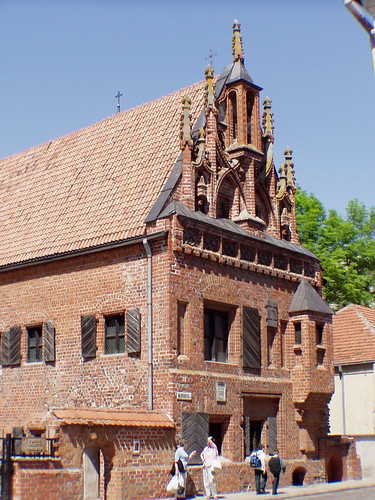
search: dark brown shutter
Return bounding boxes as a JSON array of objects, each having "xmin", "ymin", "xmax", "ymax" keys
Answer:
[
  {"xmin": 267, "ymin": 416, "xmax": 277, "ymax": 454},
  {"xmin": 126, "ymin": 308, "xmax": 141, "ymax": 354},
  {"xmin": 13, "ymin": 427, "xmax": 24, "ymax": 456},
  {"xmin": 1, "ymin": 329, "xmax": 11, "ymax": 365},
  {"xmin": 43, "ymin": 321, "xmax": 55, "ymax": 362},
  {"xmin": 266, "ymin": 300, "xmax": 278, "ymax": 328},
  {"xmin": 182, "ymin": 412, "xmax": 209, "ymax": 465},
  {"xmin": 2, "ymin": 326, "xmax": 22, "ymax": 366},
  {"xmin": 243, "ymin": 306, "xmax": 261, "ymax": 369},
  {"xmin": 81, "ymin": 315, "xmax": 97, "ymax": 360}
]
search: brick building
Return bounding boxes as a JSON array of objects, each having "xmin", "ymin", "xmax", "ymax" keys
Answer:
[{"xmin": 0, "ymin": 21, "xmax": 360, "ymax": 500}]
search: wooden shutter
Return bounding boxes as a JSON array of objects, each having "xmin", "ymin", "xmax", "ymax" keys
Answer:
[
  {"xmin": 266, "ymin": 300, "xmax": 278, "ymax": 328},
  {"xmin": 243, "ymin": 306, "xmax": 261, "ymax": 369},
  {"xmin": 267, "ymin": 416, "xmax": 277, "ymax": 454},
  {"xmin": 1, "ymin": 326, "xmax": 22, "ymax": 366},
  {"xmin": 1, "ymin": 329, "xmax": 11, "ymax": 365},
  {"xmin": 81, "ymin": 315, "xmax": 97, "ymax": 360},
  {"xmin": 13, "ymin": 427, "xmax": 24, "ymax": 456},
  {"xmin": 126, "ymin": 308, "xmax": 141, "ymax": 354},
  {"xmin": 43, "ymin": 321, "xmax": 55, "ymax": 362},
  {"xmin": 182, "ymin": 412, "xmax": 209, "ymax": 465}
]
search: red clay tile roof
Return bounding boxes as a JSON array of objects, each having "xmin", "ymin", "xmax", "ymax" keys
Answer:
[
  {"xmin": 332, "ymin": 304, "xmax": 375, "ymax": 365},
  {"xmin": 52, "ymin": 408, "xmax": 174, "ymax": 427},
  {"xmin": 0, "ymin": 82, "xmax": 205, "ymax": 267}
]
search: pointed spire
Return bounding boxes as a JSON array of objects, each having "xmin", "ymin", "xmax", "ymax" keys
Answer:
[
  {"xmin": 262, "ymin": 97, "xmax": 274, "ymax": 139},
  {"xmin": 180, "ymin": 96, "xmax": 193, "ymax": 149},
  {"xmin": 232, "ymin": 19, "xmax": 245, "ymax": 62},
  {"xmin": 205, "ymin": 65, "xmax": 216, "ymax": 109}
]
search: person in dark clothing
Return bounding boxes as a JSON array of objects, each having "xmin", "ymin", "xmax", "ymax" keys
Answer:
[{"xmin": 268, "ymin": 450, "xmax": 286, "ymax": 495}]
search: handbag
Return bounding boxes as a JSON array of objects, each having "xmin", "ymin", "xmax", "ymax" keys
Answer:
[{"xmin": 211, "ymin": 458, "xmax": 222, "ymax": 471}]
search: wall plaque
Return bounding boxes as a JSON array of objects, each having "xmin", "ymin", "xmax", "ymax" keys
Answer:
[
  {"xmin": 177, "ymin": 391, "xmax": 192, "ymax": 401},
  {"xmin": 216, "ymin": 382, "xmax": 226, "ymax": 402}
]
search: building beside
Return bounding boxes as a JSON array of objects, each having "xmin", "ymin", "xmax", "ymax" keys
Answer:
[
  {"xmin": 330, "ymin": 304, "xmax": 375, "ymax": 478},
  {"xmin": 0, "ymin": 22, "xmax": 360, "ymax": 499}
]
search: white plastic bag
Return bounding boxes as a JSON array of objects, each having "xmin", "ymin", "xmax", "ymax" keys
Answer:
[
  {"xmin": 212, "ymin": 458, "xmax": 222, "ymax": 471},
  {"xmin": 166, "ymin": 474, "xmax": 179, "ymax": 494}
]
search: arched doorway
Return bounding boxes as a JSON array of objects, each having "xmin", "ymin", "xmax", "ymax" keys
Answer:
[
  {"xmin": 292, "ymin": 467, "xmax": 307, "ymax": 486},
  {"xmin": 83, "ymin": 443, "xmax": 100, "ymax": 500},
  {"xmin": 327, "ymin": 454, "xmax": 343, "ymax": 483}
]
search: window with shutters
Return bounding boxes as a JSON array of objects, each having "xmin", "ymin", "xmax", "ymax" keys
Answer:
[
  {"xmin": 105, "ymin": 314, "xmax": 125, "ymax": 354},
  {"xmin": 27, "ymin": 325, "xmax": 42, "ymax": 363},
  {"xmin": 204, "ymin": 309, "xmax": 229, "ymax": 362},
  {"xmin": 242, "ymin": 306, "xmax": 261, "ymax": 371}
]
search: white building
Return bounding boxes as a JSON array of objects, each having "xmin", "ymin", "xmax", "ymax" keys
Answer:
[{"xmin": 330, "ymin": 304, "xmax": 375, "ymax": 477}]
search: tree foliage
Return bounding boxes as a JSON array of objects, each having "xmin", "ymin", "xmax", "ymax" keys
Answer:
[{"xmin": 295, "ymin": 189, "xmax": 375, "ymax": 310}]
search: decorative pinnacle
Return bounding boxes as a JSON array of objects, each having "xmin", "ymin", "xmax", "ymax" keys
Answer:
[
  {"xmin": 232, "ymin": 19, "xmax": 245, "ymax": 62},
  {"xmin": 180, "ymin": 96, "xmax": 193, "ymax": 149},
  {"xmin": 262, "ymin": 97, "xmax": 274, "ymax": 139},
  {"xmin": 205, "ymin": 65, "xmax": 216, "ymax": 108},
  {"xmin": 284, "ymin": 147, "xmax": 296, "ymax": 191}
]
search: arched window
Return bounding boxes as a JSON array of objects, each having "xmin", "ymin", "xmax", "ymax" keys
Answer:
[
  {"xmin": 229, "ymin": 92, "xmax": 238, "ymax": 141},
  {"xmin": 246, "ymin": 91, "xmax": 254, "ymax": 144}
]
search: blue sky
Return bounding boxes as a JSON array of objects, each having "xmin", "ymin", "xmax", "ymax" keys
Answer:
[{"xmin": 1, "ymin": 0, "xmax": 373, "ymax": 215}]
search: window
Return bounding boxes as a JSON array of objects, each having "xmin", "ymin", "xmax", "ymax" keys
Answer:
[
  {"xmin": 204, "ymin": 309, "xmax": 229, "ymax": 362},
  {"xmin": 105, "ymin": 314, "xmax": 125, "ymax": 354},
  {"xmin": 316, "ymin": 323, "xmax": 324, "ymax": 345},
  {"xmin": 177, "ymin": 302, "xmax": 187, "ymax": 355},
  {"xmin": 27, "ymin": 326, "xmax": 42, "ymax": 362},
  {"xmin": 229, "ymin": 92, "xmax": 238, "ymax": 141},
  {"xmin": 294, "ymin": 322, "xmax": 302, "ymax": 345}
]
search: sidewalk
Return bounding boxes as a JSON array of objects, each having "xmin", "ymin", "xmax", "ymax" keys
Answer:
[{"xmin": 160, "ymin": 478, "xmax": 375, "ymax": 500}]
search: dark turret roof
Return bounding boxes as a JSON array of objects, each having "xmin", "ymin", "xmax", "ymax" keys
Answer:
[{"xmin": 288, "ymin": 279, "xmax": 333, "ymax": 315}]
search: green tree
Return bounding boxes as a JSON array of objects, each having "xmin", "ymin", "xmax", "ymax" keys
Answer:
[{"xmin": 295, "ymin": 189, "xmax": 375, "ymax": 310}]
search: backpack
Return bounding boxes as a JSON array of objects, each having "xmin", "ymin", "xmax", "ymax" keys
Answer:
[
  {"xmin": 268, "ymin": 456, "xmax": 281, "ymax": 474},
  {"xmin": 249, "ymin": 452, "xmax": 262, "ymax": 469}
]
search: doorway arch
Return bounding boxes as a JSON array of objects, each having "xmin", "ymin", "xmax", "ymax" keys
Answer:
[
  {"xmin": 292, "ymin": 466, "xmax": 307, "ymax": 486},
  {"xmin": 326, "ymin": 454, "xmax": 343, "ymax": 483},
  {"xmin": 83, "ymin": 443, "xmax": 100, "ymax": 500}
]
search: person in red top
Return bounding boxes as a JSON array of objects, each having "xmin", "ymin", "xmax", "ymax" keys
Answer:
[{"xmin": 200, "ymin": 436, "xmax": 219, "ymax": 500}]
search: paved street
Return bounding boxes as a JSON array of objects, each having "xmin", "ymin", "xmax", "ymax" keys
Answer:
[{"xmin": 160, "ymin": 478, "xmax": 375, "ymax": 500}]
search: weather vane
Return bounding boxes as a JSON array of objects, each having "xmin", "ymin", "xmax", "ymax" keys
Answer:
[
  {"xmin": 115, "ymin": 91, "xmax": 123, "ymax": 113},
  {"xmin": 205, "ymin": 49, "xmax": 217, "ymax": 71}
]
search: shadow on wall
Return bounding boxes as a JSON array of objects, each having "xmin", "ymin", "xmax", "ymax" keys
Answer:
[
  {"xmin": 292, "ymin": 467, "xmax": 307, "ymax": 486},
  {"xmin": 326, "ymin": 454, "xmax": 343, "ymax": 483}
]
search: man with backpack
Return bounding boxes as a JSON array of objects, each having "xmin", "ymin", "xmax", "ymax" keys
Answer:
[
  {"xmin": 268, "ymin": 450, "xmax": 286, "ymax": 495},
  {"xmin": 249, "ymin": 444, "xmax": 267, "ymax": 494}
]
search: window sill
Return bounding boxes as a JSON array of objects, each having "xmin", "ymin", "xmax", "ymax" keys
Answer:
[
  {"xmin": 293, "ymin": 345, "xmax": 302, "ymax": 354},
  {"xmin": 316, "ymin": 345, "xmax": 326, "ymax": 351},
  {"xmin": 100, "ymin": 352, "xmax": 126, "ymax": 358}
]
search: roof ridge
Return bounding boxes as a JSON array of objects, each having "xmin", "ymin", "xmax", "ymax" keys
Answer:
[{"xmin": 0, "ymin": 79, "xmax": 205, "ymax": 163}]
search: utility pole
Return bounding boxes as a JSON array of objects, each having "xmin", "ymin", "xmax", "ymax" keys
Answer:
[{"xmin": 344, "ymin": 0, "xmax": 375, "ymax": 76}]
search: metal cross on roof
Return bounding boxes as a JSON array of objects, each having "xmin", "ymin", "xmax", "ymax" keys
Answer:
[
  {"xmin": 205, "ymin": 49, "xmax": 218, "ymax": 71},
  {"xmin": 115, "ymin": 91, "xmax": 123, "ymax": 113}
]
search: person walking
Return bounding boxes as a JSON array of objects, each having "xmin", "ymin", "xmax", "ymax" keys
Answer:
[
  {"xmin": 268, "ymin": 450, "xmax": 286, "ymax": 495},
  {"xmin": 173, "ymin": 441, "xmax": 196, "ymax": 498},
  {"xmin": 250, "ymin": 444, "xmax": 267, "ymax": 494},
  {"xmin": 200, "ymin": 436, "xmax": 219, "ymax": 500}
]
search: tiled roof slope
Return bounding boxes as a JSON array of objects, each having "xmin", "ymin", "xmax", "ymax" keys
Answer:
[
  {"xmin": 0, "ymin": 82, "xmax": 205, "ymax": 267},
  {"xmin": 333, "ymin": 304, "xmax": 375, "ymax": 365},
  {"xmin": 52, "ymin": 408, "xmax": 174, "ymax": 427}
]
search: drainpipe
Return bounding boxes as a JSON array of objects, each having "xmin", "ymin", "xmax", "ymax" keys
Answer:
[
  {"xmin": 143, "ymin": 238, "xmax": 153, "ymax": 410},
  {"xmin": 337, "ymin": 364, "xmax": 347, "ymax": 435}
]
